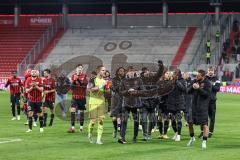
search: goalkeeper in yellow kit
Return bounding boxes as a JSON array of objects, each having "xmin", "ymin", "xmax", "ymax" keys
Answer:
[{"xmin": 88, "ymin": 65, "xmax": 107, "ymax": 145}]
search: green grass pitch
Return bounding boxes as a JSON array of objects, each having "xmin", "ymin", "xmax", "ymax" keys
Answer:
[{"xmin": 0, "ymin": 91, "xmax": 240, "ymax": 160}]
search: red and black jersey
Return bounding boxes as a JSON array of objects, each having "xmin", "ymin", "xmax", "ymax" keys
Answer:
[
  {"xmin": 43, "ymin": 77, "xmax": 56, "ymax": 102},
  {"xmin": 23, "ymin": 79, "xmax": 29, "ymax": 99},
  {"xmin": 5, "ymin": 77, "xmax": 22, "ymax": 95},
  {"xmin": 71, "ymin": 73, "xmax": 88, "ymax": 100},
  {"xmin": 23, "ymin": 71, "xmax": 32, "ymax": 99},
  {"xmin": 26, "ymin": 77, "xmax": 43, "ymax": 103}
]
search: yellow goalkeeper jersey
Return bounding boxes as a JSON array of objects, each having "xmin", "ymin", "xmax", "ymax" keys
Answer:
[{"xmin": 89, "ymin": 77, "xmax": 106, "ymax": 105}]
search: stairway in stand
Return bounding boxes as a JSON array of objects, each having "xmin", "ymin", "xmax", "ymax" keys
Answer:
[{"xmin": 171, "ymin": 27, "xmax": 198, "ymax": 68}]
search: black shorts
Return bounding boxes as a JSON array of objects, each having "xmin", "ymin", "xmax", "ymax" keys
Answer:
[
  {"xmin": 193, "ymin": 119, "xmax": 208, "ymax": 126},
  {"xmin": 110, "ymin": 96, "xmax": 122, "ymax": 117},
  {"xmin": 141, "ymin": 107, "xmax": 155, "ymax": 113},
  {"xmin": 10, "ymin": 94, "xmax": 20, "ymax": 106},
  {"xmin": 110, "ymin": 106, "xmax": 122, "ymax": 117},
  {"xmin": 157, "ymin": 106, "xmax": 169, "ymax": 120},
  {"xmin": 43, "ymin": 100, "xmax": 55, "ymax": 110},
  {"xmin": 169, "ymin": 111, "xmax": 182, "ymax": 122},
  {"xmin": 71, "ymin": 99, "xmax": 86, "ymax": 110},
  {"xmin": 28, "ymin": 102, "xmax": 42, "ymax": 113},
  {"xmin": 158, "ymin": 103, "xmax": 168, "ymax": 114}
]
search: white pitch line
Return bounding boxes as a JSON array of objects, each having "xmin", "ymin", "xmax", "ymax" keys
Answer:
[{"xmin": 0, "ymin": 138, "xmax": 22, "ymax": 144}]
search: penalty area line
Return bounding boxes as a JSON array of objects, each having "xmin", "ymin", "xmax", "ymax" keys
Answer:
[{"xmin": 0, "ymin": 138, "xmax": 22, "ymax": 144}]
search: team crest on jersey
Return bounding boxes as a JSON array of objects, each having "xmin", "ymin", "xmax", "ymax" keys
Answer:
[
  {"xmin": 30, "ymin": 82, "xmax": 39, "ymax": 85},
  {"xmin": 12, "ymin": 83, "xmax": 19, "ymax": 86},
  {"xmin": 45, "ymin": 84, "xmax": 51, "ymax": 88}
]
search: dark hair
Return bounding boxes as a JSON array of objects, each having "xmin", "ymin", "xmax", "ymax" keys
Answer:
[
  {"xmin": 91, "ymin": 71, "xmax": 97, "ymax": 75},
  {"xmin": 44, "ymin": 69, "xmax": 51, "ymax": 74},
  {"xmin": 208, "ymin": 66, "xmax": 214, "ymax": 70},
  {"xmin": 76, "ymin": 64, "xmax": 83, "ymax": 68},
  {"xmin": 174, "ymin": 69, "xmax": 182, "ymax": 77},
  {"xmin": 141, "ymin": 67, "xmax": 148, "ymax": 72},
  {"xmin": 105, "ymin": 70, "xmax": 110, "ymax": 77},
  {"xmin": 115, "ymin": 67, "xmax": 125, "ymax": 77},
  {"xmin": 127, "ymin": 66, "xmax": 135, "ymax": 72},
  {"xmin": 198, "ymin": 69, "xmax": 206, "ymax": 77},
  {"xmin": 160, "ymin": 67, "xmax": 168, "ymax": 80}
]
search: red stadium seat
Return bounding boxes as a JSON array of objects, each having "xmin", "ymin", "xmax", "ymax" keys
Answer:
[{"xmin": 0, "ymin": 26, "xmax": 48, "ymax": 74}]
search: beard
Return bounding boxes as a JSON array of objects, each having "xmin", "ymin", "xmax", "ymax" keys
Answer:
[{"xmin": 197, "ymin": 77, "xmax": 203, "ymax": 82}]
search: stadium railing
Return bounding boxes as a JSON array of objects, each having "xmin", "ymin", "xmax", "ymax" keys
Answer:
[
  {"xmin": 191, "ymin": 14, "xmax": 212, "ymax": 69},
  {"xmin": 17, "ymin": 16, "xmax": 63, "ymax": 77}
]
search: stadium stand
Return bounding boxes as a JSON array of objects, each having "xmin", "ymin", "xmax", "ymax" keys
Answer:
[
  {"xmin": 43, "ymin": 26, "xmax": 200, "ymax": 72},
  {"xmin": 0, "ymin": 26, "xmax": 47, "ymax": 77}
]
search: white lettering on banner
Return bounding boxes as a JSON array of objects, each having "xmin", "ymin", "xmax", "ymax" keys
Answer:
[
  {"xmin": 30, "ymin": 17, "xmax": 52, "ymax": 25},
  {"xmin": 233, "ymin": 86, "xmax": 240, "ymax": 94},
  {"xmin": 220, "ymin": 86, "xmax": 225, "ymax": 92},
  {"xmin": 0, "ymin": 78, "xmax": 7, "ymax": 83},
  {"xmin": 220, "ymin": 86, "xmax": 240, "ymax": 94},
  {"xmin": 226, "ymin": 86, "xmax": 232, "ymax": 93},
  {"xmin": 0, "ymin": 83, "xmax": 6, "ymax": 90},
  {"xmin": 0, "ymin": 20, "xmax": 14, "ymax": 25},
  {"xmin": 0, "ymin": 78, "xmax": 8, "ymax": 90}
]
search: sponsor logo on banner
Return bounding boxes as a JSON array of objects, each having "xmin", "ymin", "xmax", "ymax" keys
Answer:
[
  {"xmin": 220, "ymin": 86, "xmax": 240, "ymax": 94},
  {"xmin": 30, "ymin": 17, "xmax": 53, "ymax": 25},
  {"xmin": 0, "ymin": 20, "xmax": 14, "ymax": 25},
  {"xmin": 0, "ymin": 78, "xmax": 7, "ymax": 90},
  {"xmin": 0, "ymin": 82, "xmax": 6, "ymax": 90}
]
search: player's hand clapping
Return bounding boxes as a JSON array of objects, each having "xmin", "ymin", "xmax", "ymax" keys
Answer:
[
  {"xmin": 128, "ymin": 88, "xmax": 138, "ymax": 95},
  {"xmin": 91, "ymin": 87, "xmax": 99, "ymax": 92},
  {"xmin": 193, "ymin": 83, "xmax": 200, "ymax": 89},
  {"xmin": 73, "ymin": 75, "xmax": 78, "ymax": 81}
]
